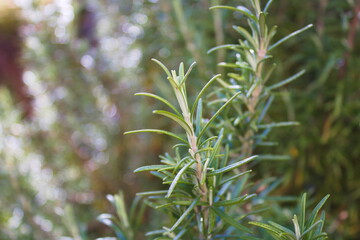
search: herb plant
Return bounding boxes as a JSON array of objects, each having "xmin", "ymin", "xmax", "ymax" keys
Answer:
[{"xmin": 100, "ymin": 0, "xmax": 330, "ymax": 239}]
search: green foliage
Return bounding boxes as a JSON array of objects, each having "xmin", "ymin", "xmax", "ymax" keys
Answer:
[
  {"xmin": 126, "ymin": 59, "xmax": 256, "ymax": 238},
  {"xmin": 2, "ymin": 0, "xmax": 358, "ymax": 239},
  {"xmin": 114, "ymin": 0, "xmax": 331, "ymax": 239},
  {"xmin": 250, "ymin": 194, "xmax": 330, "ymax": 240},
  {"xmin": 97, "ymin": 192, "xmax": 146, "ymax": 240},
  {"xmin": 207, "ymin": 0, "xmax": 311, "ymax": 161}
]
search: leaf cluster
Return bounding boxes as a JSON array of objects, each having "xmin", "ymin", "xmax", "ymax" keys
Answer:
[{"xmin": 101, "ymin": 1, "xmax": 331, "ymax": 239}]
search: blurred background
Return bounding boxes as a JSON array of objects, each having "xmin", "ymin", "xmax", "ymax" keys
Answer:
[{"xmin": 0, "ymin": 0, "xmax": 359, "ymax": 239}]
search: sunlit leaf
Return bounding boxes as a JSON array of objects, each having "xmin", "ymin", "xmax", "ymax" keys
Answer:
[
  {"xmin": 208, "ymin": 155, "xmax": 257, "ymax": 176},
  {"xmin": 124, "ymin": 129, "xmax": 188, "ymax": 144}
]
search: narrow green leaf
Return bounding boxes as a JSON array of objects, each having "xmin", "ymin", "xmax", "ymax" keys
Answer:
[
  {"xmin": 267, "ymin": 70, "xmax": 306, "ymax": 90},
  {"xmin": 266, "ymin": 25, "xmax": 278, "ymax": 46},
  {"xmin": 179, "ymin": 62, "xmax": 185, "ymax": 82},
  {"xmin": 258, "ymin": 95, "xmax": 274, "ymax": 123},
  {"xmin": 233, "ymin": 25, "xmax": 258, "ymax": 49},
  {"xmin": 302, "ymin": 220, "xmax": 324, "ymax": 238},
  {"xmin": 312, "ymin": 233, "xmax": 328, "ymax": 240},
  {"xmin": 130, "ymin": 195, "xmax": 144, "ymax": 229},
  {"xmin": 246, "ymin": 82, "xmax": 260, "ymax": 98},
  {"xmin": 198, "ymin": 91, "xmax": 242, "ymax": 141},
  {"xmin": 191, "ymin": 74, "xmax": 221, "ymax": 117},
  {"xmin": 257, "ymin": 155, "xmax": 291, "ymax": 161},
  {"xmin": 300, "ymin": 193, "xmax": 307, "ymax": 233},
  {"xmin": 124, "ymin": 129, "xmax": 187, "ymax": 144},
  {"xmin": 248, "ymin": 18, "xmax": 260, "ymax": 42},
  {"xmin": 173, "ymin": 200, "xmax": 200, "ymax": 206},
  {"xmin": 219, "ymin": 170, "xmax": 252, "ymax": 185},
  {"xmin": 201, "ymin": 128, "xmax": 224, "ymax": 184},
  {"xmin": 210, "ymin": 6, "xmax": 257, "ymax": 22},
  {"xmin": 136, "ymin": 190, "xmax": 168, "ymax": 196},
  {"xmin": 218, "ymin": 62, "xmax": 240, "ymax": 68},
  {"xmin": 196, "ymin": 147, "xmax": 214, "ymax": 154},
  {"xmin": 97, "ymin": 214, "xmax": 126, "ymax": 239},
  {"xmin": 207, "ymin": 44, "xmax": 239, "ymax": 54},
  {"xmin": 200, "ymin": 136, "xmax": 218, "ymax": 147},
  {"xmin": 201, "ymin": 158, "xmax": 211, "ymax": 186},
  {"xmin": 171, "ymin": 69, "xmax": 179, "ymax": 85},
  {"xmin": 163, "ymin": 179, "xmax": 193, "ymax": 186},
  {"xmin": 207, "ymin": 204, "xmax": 216, "ymax": 235},
  {"xmin": 250, "ymin": 0, "xmax": 261, "ymax": 13},
  {"xmin": 316, "ymin": 211, "xmax": 326, "ymax": 234},
  {"xmin": 155, "ymin": 203, "xmax": 175, "ymax": 209},
  {"xmin": 153, "ymin": 110, "xmax": 192, "ymax": 134},
  {"xmin": 249, "ymin": 221, "xmax": 283, "ymax": 235},
  {"xmin": 152, "ymin": 58, "xmax": 172, "ymax": 78},
  {"xmin": 114, "ymin": 193, "xmax": 130, "ymax": 229},
  {"xmin": 208, "ymin": 155, "xmax": 257, "ymax": 176},
  {"xmin": 213, "ymin": 194, "xmax": 256, "ymax": 207},
  {"xmin": 180, "ymin": 61, "xmax": 196, "ymax": 86},
  {"xmin": 195, "ymin": 98, "xmax": 203, "ymax": 136},
  {"xmin": 211, "ymin": 207, "xmax": 252, "ymax": 233},
  {"xmin": 263, "ymin": 0, "xmax": 274, "ymax": 13},
  {"xmin": 134, "ymin": 165, "xmax": 174, "ymax": 173},
  {"xmin": 145, "ymin": 229, "xmax": 167, "ymax": 236},
  {"xmin": 293, "ymin": 215, "xmax": 301, "ymax": 240},
  {"xmin": 257, "ymin": 55, "xmax": 273, "ymax": 66},
  {"xmin": 135, "ymin": 92, "xmax": 181, "ymax": 116},
  {"xmin": 269, "ymin": 24, "xmax": 313, "ymax": 51},
  {"xmin": 268, "ymin": 221, "xmax": 296, "ymax": 236},
  {"xmin": 259, "ymin": 12, "xmax": 266, "ymax": 37},
  {"xmin": 166, "ymin": 160, "xmax": 195, "ymax": 198},
  {"xmin": 307, "ymin": 194, "xmax": 330, "ymax": 228},
  {"xmin": 279, "ymin": 233, "xmax": 297, "ymax": 240},
  {"xmin": 170, "ymin": 197, "xmax": 199, "ymax": 232},
  {"xmin": 172, "ymin": 143, "xmax": 188, "ymax": 150},
  {"xmin": 167, "ymin": 76, "xmax": 180, "ymax": 89},
  {"xmin": 63, "ymin": 205, "xmax": 82, "ymax": 240},
  {"xmin": 257, "ymin": 121, "xmax": 299, "ymax": 129},
  {"xmin": 174, "ymin": 228, "xmax": 187, "ymax": 240}
]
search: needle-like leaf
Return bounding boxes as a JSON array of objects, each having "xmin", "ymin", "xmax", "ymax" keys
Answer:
[
  {"xmin": 233, "ymin": 26, "xmax": 258, "ymax": 49},
  {"xmin": 213, "ymin": 194, "xmax": 256, "ymax": 207},
  {"xmin": 207, "ymin": 44, "xmax": 240, "ymax": 54},
  {"xmin": 263, "ymin": 0, "xmax": 274, "ymax": 13},
  {"xmin": 210, "ymin": 5, "xmax": 257, "ymax": 22},
  {"xmin": 257, "ymin": 121, "xmax": 299, "ymax": 129},
  {"xmin": 198, "ymin": 91, "xmax": 241, "ymax": 141},
  {"xmin": 169, "ymin": 197, "xmax": 199, "ymax": 232},
  {"xmin": 135, "ymin": 92, "xmax": 181, "ymax": 116},
  {"xmin": 211, "ymin": 206, "xmax": 252, "ymax": 233},
  {"xmin": 269, "ymin": 24, "xmax": 313, "ymax": 51},
  {"xmin": 152, "ymin": 58, "xmax": 172, "ymax": 78},
  {"xmin": 180, "ymin": 62, "xmax": 196, "ymax": 87},
  {"xmin": 208, "ymin": 155, "xmax": 257, "ymax": 176},
  {"xmin": 191, "ymin": 74, "xmax": 221, "ymax": 117},
  {"xmin": 153, "ymin": 110, "xmax": 192, "ymax": 134},
  {"xmin": 166, "ymin": 160, "xmax": 195, "ymax": 198},
  {"xmin": 267, "ymin": 70, "xmax": 306, "ymax": 90},
  {"xmin": 124, "ymin": 129, "xmax": 188, "ymax": 144},
  {"xmin": 134, "ymin": 165, "xmax": 174, "ymax": 173}
]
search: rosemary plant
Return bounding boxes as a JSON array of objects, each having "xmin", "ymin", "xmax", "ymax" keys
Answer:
[{"xmin": 99, "ymin": 0, "xmax": 330, "ymax": 239}]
